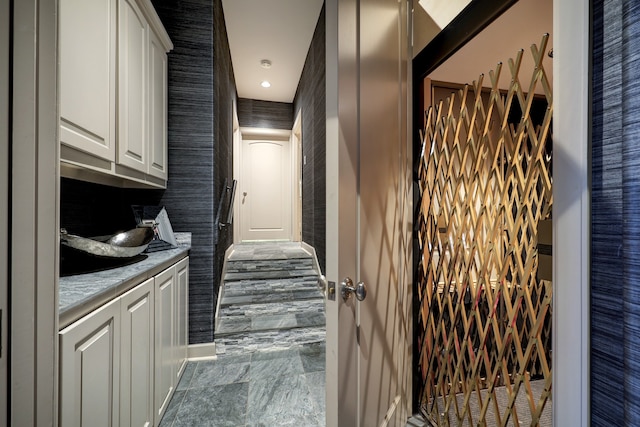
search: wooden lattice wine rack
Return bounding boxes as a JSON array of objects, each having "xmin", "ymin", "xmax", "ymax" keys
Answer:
[{"xmin": 415, "ymin": 35, "xmax": 553, "ymax": 426}]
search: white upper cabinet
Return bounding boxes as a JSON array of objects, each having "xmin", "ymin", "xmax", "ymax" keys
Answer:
[
  {"xmin": 118, "ymin": 0, "xmax": 149, "ymax": 173},
  {"xmin": 148, "ymin": 28, "xmax": 169, "ymax": 180},
  {"xmin": 59, "ymin": 0, "xmax": 172, "ymax": 189},
  {"xmin": 59, "ymin": 0, "xmax": 116, "ymax": 162}
]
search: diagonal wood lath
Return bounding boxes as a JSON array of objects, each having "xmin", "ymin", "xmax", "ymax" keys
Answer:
[{"xmin": 416, "ymin": 34, "xmax": 553, "ymax": 426}]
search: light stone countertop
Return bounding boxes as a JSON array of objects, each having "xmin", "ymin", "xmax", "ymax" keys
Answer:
[{"xmin": 59, "ymin": 232, "xmax": 191, "ymax": 329}]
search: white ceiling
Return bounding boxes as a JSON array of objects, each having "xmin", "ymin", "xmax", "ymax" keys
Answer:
[
  {"xmin": 427, "ymin": 0, "xmax": 553, "ymax": 93},
  {"xmin": 221, "ymin": 0, "xmax": 324, "ymax": 103}
]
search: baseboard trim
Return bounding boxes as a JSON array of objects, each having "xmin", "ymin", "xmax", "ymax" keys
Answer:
[
  {"xmin": 301, "ymin": 241, "xmax": 323, "ymax": 276},
  {"xmin": 188, "ymin": 342, "xmax": 217, "ymax": 360},
  {"xmin": 214, "ymin": 244, "xmax": 236, "ymax": 332}
]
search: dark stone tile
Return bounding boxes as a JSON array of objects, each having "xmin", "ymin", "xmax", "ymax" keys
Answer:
[
  {"xmin": 304, "ymin": 371, "xmax": 326, "ymax": 425},
  {"xmin": 295, "ymin": 311, "xmax": 326, "ymax": 328},
  {"xmin": 247, "ymin": 374, "xmax": 321, "ymax": 427},
  {"xmin": 190, "ymin": 358, "xmax": 251, "ymax": 388},
  {"xmin": 298, "ymin": 342, "xmax": 325, "ymax": 373},
  {"xmin": 176, "ymin": 361, "xmax": 197, "ymax": 391},
  {"xmin": 159, "ymin": 389, "xmax": 186, "ymax": 427},
  {"xmin": 173, "ymin": 383, "xmax": 248, "ymax": 427},
  {"xmin": 250, "ymin": 349, "xmax": 304, "ymax": 382}
]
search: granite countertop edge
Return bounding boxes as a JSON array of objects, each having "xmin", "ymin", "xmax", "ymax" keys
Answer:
[{"xmin": 59, "ymin": 232, "xmax": 191, "ymax": 330}]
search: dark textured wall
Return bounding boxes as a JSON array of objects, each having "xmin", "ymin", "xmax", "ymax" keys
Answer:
[
  {"xmin": 212, "ymin": 0, "xmax": 236, "ymax": 312},
  {"xmin": 591, "ymin": 0, "xmax": 640, "ymax": 424},
  {"xmin": 293, "ymin": 5, "xmax": 326, "ymax": 273},
  {"xmin": 151, "ymin": 0, "xmax": 235, "ymax": 344},
  {"xmin": 237, "ymin": 98, "xmax": 293, "ymax": 129}
]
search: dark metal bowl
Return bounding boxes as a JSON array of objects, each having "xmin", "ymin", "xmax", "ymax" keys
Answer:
[{"xmin": 60, "ymin": 227, "xmax": 154, "ymax": 258}]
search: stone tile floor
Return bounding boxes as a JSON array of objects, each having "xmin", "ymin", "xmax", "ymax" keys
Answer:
[{"xmin": 159, "ymin": 342, "xmax": 326, "ymax": 427}]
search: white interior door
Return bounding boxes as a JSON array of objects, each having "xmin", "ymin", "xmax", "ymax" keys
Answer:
[
  {"xmin": 239, "ymin": 135, "xmax": 293, "ymax": 241},
  {"xmin": 325, "ymin": 0, "xmax": 412, "ymax": 425}
]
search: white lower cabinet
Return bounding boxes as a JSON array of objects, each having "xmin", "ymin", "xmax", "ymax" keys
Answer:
[
  {"xmin": 153, "ymin": 265, "xmax": 175, "ymax": 424},
  {"xmin": 59, "ymin": 256, "xmax": 189, "ymax": 427},
  {"xmin": 59, "ymin": 297, "xmax": 121, "ymax": 427},
  {"xmin": 120, "ymin": 277, "xmax": 154, "ymax": 427},
  {"xmin": 153, "ymin": 256, "xmax": 189, "ymax": 425},
  {"xmin": 175, "ymin": 257, "xmax": 189, "ymax": 379}
]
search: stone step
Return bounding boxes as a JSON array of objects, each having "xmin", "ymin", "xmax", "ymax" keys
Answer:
[
  {"xmin": 225, "ymin": 257, "xmax": 314, "ymax": 274},
  {"xmin": 219, "ymin": 286, "xmax": 324, "ymax": 308},
  {"xmin": 218, "ymin": 298, "xmax": 325, "ymax": 320},
  {"xmin": 215, "ymin": 326, "xmax": 326, "ymax": 355},
  {"xmin": 215, "ymin": 310, "xmax": 325, "ymax": 337},
  {"xmin": 223, "ymin": 267, "xmax": 318, "ymax": 282},
  {"xmin": 222, "ymin": 276, "xmax": 321, "ymax": 298}
]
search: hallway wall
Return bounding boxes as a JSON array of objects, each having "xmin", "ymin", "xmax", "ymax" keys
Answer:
[
  {"xmin": 294, "ymin": 5, "xmax": 326, "ymax": 273},
  {"xmin": 237, "ymin": 98, "xmax": 293, "ymax": 129},
  {"xmin": 152, "ymin": 0, "xmax": 235, "ymax": 344}
]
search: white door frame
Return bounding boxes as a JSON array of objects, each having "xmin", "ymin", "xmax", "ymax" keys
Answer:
[
  {"xmin": 553, "ymin": 0, "xmax": 590, "ymax": 425},
  {"xmin": 325, "ymin": 0, "xmax": 590, "ymax": 425},
  {"xmin": 291, "ymin": 109, "xmax": 303, "ymax": 242},
  {"xmin": 11, "ymin": 0, "xmax": 59, "ymax": 424},
  {"xmin": 0, "ymin": 0, "xmax": 8, "ymax": 420},
  {"xmin": 233, "ymin": 126, "xmax": 295, "ymax": 242}
]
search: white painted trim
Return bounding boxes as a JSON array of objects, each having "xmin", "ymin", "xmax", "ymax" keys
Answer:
[
  {"xmin": 301, "ymin": 241, "xmax": 323, "ymax": 276},
  {"xmin": 11, "ymin": 0, "xmax": 59, "ymax": 424},
  {"xmin": 232, "ymin": 101, "xmax": 241, "ymax": 244},
  {"xmin": 292, "ymin": 109, "xmax": 303, "ymax": 242},
  {"xmin": 187, "ymin": 342, "xmax": 217, "ymax": 360},
  {"xmin": 214, "ymin": 243, "xmax": 235, "ymax": 330},
  {"xmin": 553, "ymin": 0, "xmax": 590, "ymax": 425},
  {"xmin": 239, "ymin": 126, "xmax": 291, "ymax": 140},
  {"xmin": 0, "ymin": 0, "xmax": 8, "ymax": 420}
]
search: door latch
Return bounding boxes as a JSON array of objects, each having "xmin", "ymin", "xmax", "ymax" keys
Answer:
[{"xmin": 341, "ymin": 277, "xmax": 367, "ymax": 301}]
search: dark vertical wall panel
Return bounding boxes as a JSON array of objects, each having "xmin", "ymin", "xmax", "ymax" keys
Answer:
[
  {"xmin": 294, "ymin": 6, "xmax": 326, "ymax": 272},
  {"xmin": 151, "ymin": 0, "xmax": 217, "ymax": 344},
  {"xmin": 212, "ymin": 0, "xmax": 236, "ymax": 322},
  {"xmin": 591, "ymin": 1, "xmax": 640, "ymax": 424},
  {"xmin": 237, "ymin": 98, "xmax": 293, "ymax": 129}
]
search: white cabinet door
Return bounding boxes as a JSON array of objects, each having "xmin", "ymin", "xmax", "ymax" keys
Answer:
[
  {"xmin": 59, "ymin": 0, "xmax": 116, "ymax": 161},
  {"xmin": 148, "ymin": 29, "xmax": 169, "ymax": 180},
  {"xmin": 175, "ymin": 257, "xmax": 189, "ymax": 379},
  {"xmin": 59, "ymin": 298, "xmax": 120, "ymax": 427},
  {"xmin": 154, "ymin": 265, "xmax": 175, "ymax": 425},
  {"xmin": 118, "ymin": 0, "xmax": 148, "ymax": 173},
  {"xmin": 120, "ymin": 278, "xmax": 154, "ymax": 427}
]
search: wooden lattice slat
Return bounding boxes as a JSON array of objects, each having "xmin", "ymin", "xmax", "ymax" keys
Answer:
[{"xmin": 416, "ymin": 35, "xmax": 553, "ymax": 426}]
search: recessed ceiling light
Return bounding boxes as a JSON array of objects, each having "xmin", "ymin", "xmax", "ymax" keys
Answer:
[
  {"xmin": 260, "ymin": 59, "xmax": 272, "ymax": 69},
  {"xmin": 261, "ymin": 80, "xmax": 271, "ymax": 88}
]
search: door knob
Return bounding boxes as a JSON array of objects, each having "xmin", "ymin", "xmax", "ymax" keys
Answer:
[{"xmin": 341, "ymin": 277, "xmax": 367, "ymax": 301}]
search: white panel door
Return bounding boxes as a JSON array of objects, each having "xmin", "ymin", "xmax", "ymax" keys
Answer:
[
  {"xmin": 120, "ymin": 278, "xmax": 154, "ymax": 427},
  {"xmin": 240, "ymin": 138, "xmax": 292, "ymax": 241},
  {"xmin": 325, "ymin": 0, "xmax": 412, "ymax": 425}
]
